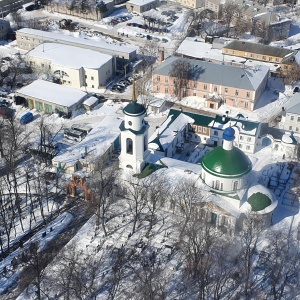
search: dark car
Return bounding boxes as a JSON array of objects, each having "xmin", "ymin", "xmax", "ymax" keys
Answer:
[
  {"xmin": 146, "ymin": 35, "xmax": 152, "ymax": 40},
  {"xmin": 0, "ymin": 107, "xmax": 14, "ymax": 119},
  {"xmin": 293, "ymin": 86, "xmax": 299, "ymax": 93}
]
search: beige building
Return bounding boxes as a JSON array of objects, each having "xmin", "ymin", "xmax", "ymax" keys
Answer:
[
  {"xmin": 173, "ymin": 0, "xmax": 204, "ymax": 9},
  {"xmin": 223, "ymin": 40, "xmax": 298, "ymax": 77},
  {"xmin": 126, "ymin": 0, "xmax": 159, "ymax": 13},
  {"xmin": 153, "ymin": 56, "xmax": 269, "ymax": 111},
  {"xmin": 27, "ymin": 43, "xmax": 114, "ymax": 89},
  {"xmin": 15, "ymin": 80, "xmax": 87, "ymax": 118}
]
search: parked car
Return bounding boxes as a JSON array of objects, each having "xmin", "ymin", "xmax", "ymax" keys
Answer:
[
  {"xmin": 162, "ymin": 38, "xmax": 168, "ymax": 43},
  {"xmin": 293, "ymin": 86, "xmax": 299, "ymax": 93},
  {"xmin": 146, "ymin": 35, "xmax": 152, "ymax": 40},
  {"xmin": 0, "ymin": 107, "xmax": 14, "ymax": 119},
  {"xmin": 20, "ymin": 112, "xmax": 34, "ymax": 124}
]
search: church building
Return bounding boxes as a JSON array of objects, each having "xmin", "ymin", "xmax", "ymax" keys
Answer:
[{"xmin": 201, "ymin": 126, "xmax": 252, "ymax": 192}]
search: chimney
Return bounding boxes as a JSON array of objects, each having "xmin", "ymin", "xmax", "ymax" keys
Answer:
[{"xmin": 158, "ymin": 49, "xmax": 165, "ymax": 65}]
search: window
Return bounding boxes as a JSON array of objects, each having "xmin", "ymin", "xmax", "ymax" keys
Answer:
[
  {"xmin": 296, "ymin": 127, "xmax": 299, "ymax": 132},
  {"xmin": 214, "ymin": 130, "xmax": 218, "ymax": 136},
  {"xmin": 204, "ymin": 84, "xmax": 207, "ymax": 90},
  {"xmin": 256, "ymin": 55, "xmax": 260, "ymax": 59},
  {"xmin": 246, "ymin": 145, "xmax": 250, "ymax": 150},
  {"xmin": 244, "ymin": 52, "xmax": 248, "ymax": 57},
  {"xmin": 246, "ymin": 92, "xmax": 250, "ymax": 97},
  {"xmin": 250, "ymin": 54, "xmax": 253, "ymax": 58},
  {"xmin": 203, "ymin": 127, "xmax": 207, "ymax": 133},
  {"xmin": 165, "ymin": 78, "xmax": 168, "ymax": 83},
  {"xmin": 247, "ymin": 137, "xmax": 251, "ymax": 142},
  {"xmin": 233, "ymin": 181, "xmax": 238, "ymax": 191},
  {"xmin": 239, "ymin": 144, "xmax": 242, "ymax": 148},
  {"xmin": 91, "ymin": 76, "xmax": 94, "ymax": 80},
  {"xmin": 193, "ymin": 93, "xmax": 196, "ymax": 96},
  {"xmin": 92, "ymin": 85, "xmax": 94, "ymax": 88},
  {"xmin": 224, "ymin": 88, "xmax": 228, "ymax": 94},
  {"xmin": 194, "ymin": 82, "xmax": 197, "ymax": 88},
  {"xmin": 245, "ymin": 102, "xmax": 249, "ymax": 108},
  {"xmin": 156, "ymin": 86, "xmax": 159, "ymax": 91},
  {"xmin": 126, "ymin": 138, "xmax": 133, "ymax": 154},
  {"xmin": 225, "ymin": 49, "xmax": 228, "ymax": 54},
  {"xmin": 269, "ymin": 57, "xmax": 272, "ymax": 62},
  {"xmin": 85, "ymin": 75, "xmax": 87, "ymax": 78},
  {"xmin": 275, "ymin": 58, "xmax": 279, "ymax": 62},
  {"xmin": 210, "ymin": 103, "xmax": 214, "ymax": 108},
  {"xmin": 240, "ymin": 136, "xmax": 243, "ymax": 140},
  {"xmin": 215, "ymin": 180, "xmax": 220, "ymax": 190},
  {"xmin": 235, "ymin": 90, "xmax": 239, "ymax": 96},
  {"xmin": 262, "ymin": 56, "xmax": 266, "ymax": 60},
  {"xmin": 232, "ymin": 51, "xmax": 236, "ymax": 55},
  {"xmin": 214, "ymin": 86, "xmax": 218, "ymax": 92},
  {"xmin": 198, "ymin": 126, "xmax": 202, "ymax": 132},
  {"xmin": 289, "ymin": 126, "xmax": 292, "ymax": 130},
  {"xmin": 157, "ymin": 76, "xmax": 160, "ymax": 81},
  {"xmin": 291, "ymin": 116, "xmax": 294, "ymax": 121},
  {"xmin": 297, "ymin": 117, "xmax": 300, "ymax": 122},
  {"xmin": 165, "ymin": 88, "xmax": 168, "ymax": 93}
]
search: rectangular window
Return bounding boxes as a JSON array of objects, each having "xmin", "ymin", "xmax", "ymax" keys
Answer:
[
  {"xmin": 91, "ymin": 76, "xmax": 94, "ymax": 80},
  {"xmin": 250, "ymin": 54, "xmax": 253, "ymax": 58},
  {"xmin": 296, "ymin": 127, "xmax": 299, "ymax": 132},
  {"xmin": 247, "ymin": 137, "xmax": 251, "ymax": 142},
  {"xmin": 297, "ymin": 117, "xmax": 300, "ymax": 122},
  {"xmin": 165, "ymin": 78, "xmax": 168, "ymax": 83},
  {"xmin": 225, "ymin": 49, "xmax": 228, "ymax": 54},
  {"xmin": 214, "ymin": 130, "xmax": 218, "ymax": 136},
  {"xmin": 156, "ymin": 86, "xmax": 159, "ymax": 91},
  {"xmin": 157, "ymin": 76, "xmax": 160, "ymax": 81},
  {"xmin": 194, "ymin": 82, "xmax": 197, "ymax": 88},
  {"xmin": 291, "ymin": 116, "xmax": 294, "ymax": 121},
  {"xmin": 244, "ymin": 52, "xmax": 248, "ymax": 57},
  {"xmin": 289, "ymin": 126, "xmax": 292, "ymax": 130},
  {"xmin": 214, "ymin": 86, "xmax": 218, "ymax": 92},
  {"xmin": 240, "ymin": 136, "xmax": 243, "ymax": 140},
  {"xmin": 235, "ymin": 90, "xmax": 239, "ymax": 96},
  {"xmin": 203, "ymin": 127, "xmax": 207, "ymax": 134},
  {"xmin": 193, "ymin": 93, "xmax": 196, "ymax": 96},
  {"xmin": 198, "ymin": 126, "xmax": 202, "ymax": 132},
  {"xmin": 204, "ymin": 84, "xmax": 207, "ymax": 90},
  {"xmin": 224, "ymin": 88, "xmax": 228, "ymax": 93},
  {"xmin": 269, "ymin": 57, "xmax": 272, "ymax": 62},
  {"xmin": 246, "ymin": 145, "xmax": 250, "ymax": 150},
  {"xmin": 275, "ymin": 58, "xmax": 279, "ymax": 62},
  {"xmin": 239, "ymin": 144, "xmax": 242, "ymax": 148},
  {"xmin": 262, "ymin": 56, "xmax": 266, "ymax": 60},
  {"xmin": 246, "ymin": 92, "xmax": 250, "ymax": 97},
  {"xmin": 165, "ymin": 88, "xmax": 168, "ymax": 93},
  {"xmin": 233, "ymin": 51, "xmax": 236, "ymax": 55}
]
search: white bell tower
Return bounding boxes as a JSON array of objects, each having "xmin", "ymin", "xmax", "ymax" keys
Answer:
[{"xmin": 119, "ymin": 81, "xmax": 149, "ymax": 173}]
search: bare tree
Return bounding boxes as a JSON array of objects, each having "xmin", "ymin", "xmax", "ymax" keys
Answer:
[
  {"xmin": 169, "ymin": 59, "xmax": 192, "ymax": 100},
  {"xmin": 89, "ymin": 161, "xmax": 118, "ymax": 236},
  {"xmin": 284, "ymin": 65, "xmax": 300, "ymax": 85},
  {"xmin": 221, "ymin": 2, "xmax": 240, "ymax": 37}
]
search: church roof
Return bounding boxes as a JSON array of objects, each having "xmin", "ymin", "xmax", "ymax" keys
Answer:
[
  {"xmin": 201, "ymin": 146, "xmax": 252, "ymax": 178},
  {"xmin": 123, "ymin": 101, "xmax": 146, "ymax": 116}
]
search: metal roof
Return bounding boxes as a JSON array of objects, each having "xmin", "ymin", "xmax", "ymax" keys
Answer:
[
  {"xmin": 154, "ymin": 56, "xmax": 269, "ymax": 91},
  {"xmin": 224, "ymin": 40, "xmax": 294, "ymax": 58}
]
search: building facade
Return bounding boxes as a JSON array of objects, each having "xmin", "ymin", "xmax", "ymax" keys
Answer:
[
  {"xmin": 153, "ymin": 56, "xmax": 269, "ymax": 111},
  {"xmin": 27, "ymin": 43, "xmax": 114, "ymax": 89}
]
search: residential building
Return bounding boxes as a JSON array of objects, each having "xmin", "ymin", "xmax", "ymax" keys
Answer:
[
  {"xmin": 16, "ymin": 28, "xmax": 137, "ymax": 66},
  {"xmin": 205, "ymin": 0, "xmax": 224, "ymax": 18},
  {"xmin": 153, "ymin": 56, "xmax": 269, "ymax": 111},
  {"xmin": 46, "ymin": 0, "xmax": 114, "ymax": 21},
  {"xmin": 27, "ymin": 43, "xmax": 114, "ymax": 89},
  {"xmin": 280, "ymin": 92, "xmax": 300, "ymax": 133},
  {"xmin": 222, "ymin": 40, "xmax": 298, "ymax": 77},
  {"xmin": 173, "ymin": 0, "xmax": 204, "ymax": 9},
  {"xmin": 126, "ymin": 0, "xmax": 159, "ymax": 13},
  {"xmin": 15, "ymin": 80, "xmax": 87, "ymax": 118}
]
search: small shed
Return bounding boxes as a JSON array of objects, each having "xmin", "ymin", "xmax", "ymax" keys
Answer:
[
  {"xmin": 148, "ymin": 98, "xmax": 166, "ymax": 114},
  {"xmin": 83, "ymin": 96, "xmax": 98, "ymax": 111}
]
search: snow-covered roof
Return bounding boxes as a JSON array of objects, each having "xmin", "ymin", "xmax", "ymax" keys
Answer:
[
  {"xmin": 148, "ymin": 112, "xmax": 194, "ymax": 151},
  {"xmin": 53, "ymin": 116, "xmax": 121, "ymax": 165},
  {"xmin": 27, "ymin": 43, "xmax": 112, "ymax": 70},
  {"xmin": 154, "ymin": 56, "xmax": 269, "ymax": 91},
  {"xmin": 127, "ymin": 0, "xmax": 157, "ymax": 6},
  {"xmin": 83, "ymin": 96, "xmax": 98, "ymax": 106},
  {"xmin": 17, "ymin": 28, "xmax": 136, "ymax": 55},
  {"xmin": 285, "ymin": 92, "xmax": 300, "ymax": 114},
  {"xmin": 16, "ymin": 80, "xmax": 87, "ymax": 107}
]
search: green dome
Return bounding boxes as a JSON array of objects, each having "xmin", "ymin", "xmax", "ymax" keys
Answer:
[
  {"xmin": 123, "ymin": 101, "xmax": 146, "ymax": 116},
  {"xmin": 201, "ymin": 146, "xmax": 251, "ymax": 178}
]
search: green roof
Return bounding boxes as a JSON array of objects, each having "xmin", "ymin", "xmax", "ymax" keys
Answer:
[
  {"xmin": 123, "ymin": 101, "xmax": 146, "ymax": 116},
  {"xmin": 201, "ymin": 146, "xmax": 252, "ymax": 178},
  {"xmin": 168, "ymin": 109, "xmax": 215, "ymax": 126},
  {"xmin": 248, "ymin": 192, "xmax": 271, "ymax": 211}
]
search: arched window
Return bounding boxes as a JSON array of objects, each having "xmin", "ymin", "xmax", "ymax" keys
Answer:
[
  {"xmin": 233, "ymin": 181, "xmax": 238, "ymax": 191},
  {"xmin": 126, "ymin": 164, "xmax": 133, "ymax": 169},
  {"xmin": 126, "ymin": 138, "xmax": 133, "ymax": 154}
]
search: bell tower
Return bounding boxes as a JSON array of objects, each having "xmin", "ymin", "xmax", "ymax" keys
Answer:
[{"xmin": 119, "ymin": 81, "xmax": 149, "ymax": 173}]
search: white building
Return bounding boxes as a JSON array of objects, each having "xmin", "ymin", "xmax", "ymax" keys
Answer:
[
  {"xmin": 15, "ymin": 80, "xmax": 87, "ymax": 117},
  {"xmin": 201, "ymin": 127, "xmax": 252, "ymax": 192},
  {"xmin": 16, "ymin": 28, "xmax": 137, "ymax": 63},
  {"xmin": 126, "ymin": 0, "xmax": 159, "ymax": 13},
  {"xmin": 27, "ymin": 43, "xmax": 114, "ymax": 89},
  {"xmin": 280, "ymin": 93, "xmax": 300, "ymax": 133},
  {"xmin": 52, "ymin": 116, "xmax": 121, "ymax": 174},
  {"xmin": 119, "ymin": 86, "xmax": 150, "ymax": 173}
]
